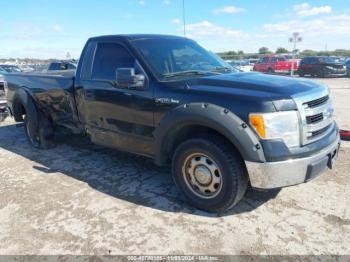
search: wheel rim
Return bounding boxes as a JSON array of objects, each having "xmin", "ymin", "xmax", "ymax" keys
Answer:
[
  {"xmin": 182, "ymin": 153, "xmax": 223, "ymax": 199},
  {"xmin": 25, "ymin": 116, "xmax": 40, "ymax": 147}
]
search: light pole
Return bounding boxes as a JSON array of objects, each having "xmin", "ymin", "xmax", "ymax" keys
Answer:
[{"xmin": 289, "ymin": 32, "xmax": 302, "ymax": 76}]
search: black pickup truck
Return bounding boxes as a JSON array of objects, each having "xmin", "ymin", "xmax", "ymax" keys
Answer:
[{"xmin": 4, "ymin": 35, "xmax": 340, "ymax": 212}]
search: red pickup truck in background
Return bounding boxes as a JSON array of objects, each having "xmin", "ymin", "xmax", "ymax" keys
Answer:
[{"xmin": 253, "ymin": 55, "xmax": 299, "ymax": 74}]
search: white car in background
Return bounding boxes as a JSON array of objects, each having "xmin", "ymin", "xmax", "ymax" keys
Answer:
[
  {"xmin": 0, "ymin": 75, "xmax": 7, "ymax": 121},
  {"xmin": 0, "ymin": 65, "xmax": 20, "ymax": 121},
  {"xmin": 226, "ymin": 60, "xmax": 253, "ymax": 72}
]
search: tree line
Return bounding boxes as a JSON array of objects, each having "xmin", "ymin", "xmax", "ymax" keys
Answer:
[{"xmin": 218, "ymin": 47, "xmax": 350, "ymax": 60}]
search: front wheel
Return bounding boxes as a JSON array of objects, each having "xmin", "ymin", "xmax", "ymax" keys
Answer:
[
  {"xmin": 318, "ymin": 69, "xmax": 326, "ymax": 78},
  {"xmin": 172, "ymin": 138, "xmax": 248, "ymax": 212}
]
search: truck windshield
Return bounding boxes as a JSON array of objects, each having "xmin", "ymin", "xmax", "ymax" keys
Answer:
[{"xmin": 130, "ymin": 38, "xmax": 236, "ymax": 80}]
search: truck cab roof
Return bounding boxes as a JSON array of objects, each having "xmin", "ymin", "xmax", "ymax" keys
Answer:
[{"xmin": 88, "ymin": 34, "xmax": 189, "ymax": 42}]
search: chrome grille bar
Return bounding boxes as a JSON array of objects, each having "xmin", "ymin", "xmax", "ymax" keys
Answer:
[{"xmin": 292, "ymin": 87, "xmax": 334, "ymax": 146}]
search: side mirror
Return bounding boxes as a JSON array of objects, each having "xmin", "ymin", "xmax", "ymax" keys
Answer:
[{"xmin": 116, "ymin": 68, "xmax": 145, "ymax": 89}]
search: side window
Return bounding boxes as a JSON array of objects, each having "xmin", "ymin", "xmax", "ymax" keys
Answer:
[
  {"xmin": 67, "ymin": 63, "xmax": 76, "ymax": 70},
  {"xmin": 92, "ymin": 43, "xmax": 135, "ymax": 80},
  {"xmin": 49, "ymin": 63, "xmax": 59, "ymax": 70},
  {"xmin": 60, "ymin": 63, "xmax": 68, "ymax": 70},
  {"xmin": 301, "ymin": 58, "xmax": 308, "ymax": 64}
]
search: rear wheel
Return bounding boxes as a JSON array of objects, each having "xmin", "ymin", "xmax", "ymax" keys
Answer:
[
  {"xmin": 267, "ymin": 68, "xmax": 274, "ymax": 74},
  {"xmin": 172, "ymin": 137, "xmax": 248, "ymax": 212},
  {"xmin": 24, "ymin": 110, "xmax": 55, "ymax": 149}
]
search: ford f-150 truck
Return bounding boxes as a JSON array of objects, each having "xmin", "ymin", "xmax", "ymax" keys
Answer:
[
  {"xmin": 253, "ymin": 55, "xmax": 299, "ymax": 74},
  {"xmin": 4, "ymin": 35, "xmax": 340, "ymax": 212}
]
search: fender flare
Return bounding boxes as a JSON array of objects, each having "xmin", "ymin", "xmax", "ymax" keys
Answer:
[
  {"xmin": 153, "ymin": 103, "xmax": 266, "ymax": 165},
  {"xmin": 12, "ymin": 88, "xmax": 39, "ymax": 138}
]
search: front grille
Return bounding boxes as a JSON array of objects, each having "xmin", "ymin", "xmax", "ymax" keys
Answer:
[
  {"xmin": 306, "ymin": 113, "xmax": 323, "ymax": 124},
  {"xmin": 311, "ymin": 124, "xmax": 332, "ymax": 137},
  {"xmin": 293, "ymin": 90, "xmax": 334, "ymax": 145},
  {"xmin": 303, "ymin": 95, "xmax": 329, "ymax": 108}
]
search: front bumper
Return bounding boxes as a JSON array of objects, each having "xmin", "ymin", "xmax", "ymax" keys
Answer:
[
  {"xmin": 245, "ymin": 135, "xmax": 341, "ymax": 189},
  {"xmin": 274, "ymin": 69, "xmax": 297, "ymax": 74},
  {"xmin": 325, "ymin": 69, "xmax": 347, "ymax": 76}
]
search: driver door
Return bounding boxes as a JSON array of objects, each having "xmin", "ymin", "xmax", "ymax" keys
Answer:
[{"xmin": 78, "ymin": 42, "xmax": 155, "ymax": 156}]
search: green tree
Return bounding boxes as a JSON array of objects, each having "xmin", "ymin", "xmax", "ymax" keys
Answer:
[
  {"xmin": 300, "ymin": 49, "xmax": 317, "ymax": 57},
  {"xmin": 276, "ymin": 47, "xmax": 289, "ymax": 54},
  {"xmin": 227, "ymin": 51, "xmax": 237, "ymax": 56},
  {"xmin": 259, "ymin": 47, "xmax": 271, "ymax": 55}
]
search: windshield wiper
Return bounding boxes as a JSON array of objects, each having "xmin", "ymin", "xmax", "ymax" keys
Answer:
[{"xmin": 163, "ymin": 70, "xmax": 211, "ymax": 79}]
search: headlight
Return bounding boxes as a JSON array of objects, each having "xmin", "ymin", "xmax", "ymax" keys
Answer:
[{"xmin": 249, "ymin": 111, "xmax": 300, "ymax": 148}]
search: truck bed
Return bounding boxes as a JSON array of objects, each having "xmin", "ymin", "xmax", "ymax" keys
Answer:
[{"xmin": 5, "ymin": 71, "xmax": 81, "ymax": 131}]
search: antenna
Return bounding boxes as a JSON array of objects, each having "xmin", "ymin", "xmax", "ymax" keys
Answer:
[{"xmin": 182, "ymin": 0, "xmax": 186, "ymax": 37}]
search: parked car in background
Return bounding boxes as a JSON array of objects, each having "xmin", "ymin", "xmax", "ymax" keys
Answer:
[
  {"xmin": 0, "ymin": 75, "xmax": 7, "ymax": 121},
  {"xmin": 0, "ymin": 64, "xmax": 22, "ymax": 73},
  {"xmin": 298, "ymin": 57, "xmax": 346, "ymax": 77},
  {"xmin": 21, "ymin": 65, "xmax": 35, "ymax": 72},
  {"xmin": 227, "ymin": 60, "xmax": 252, "ymax": 72},
  {"xmin": 47, "ymin": 61, "xmax": 77, "ymax": 71},
  {"xmin": 345, "ymin": 60, "xmax": 350, "ymax": 77},
  {"xmin": 248, "ymin": 58, "xmax": 258, "ymax": 66},
  {"xmin": 0, "ymin": 65, "xmax": 20, "ymax": 121},
  {"xmin": 253, "ymin": 55, "xmax": 298, "ymax": 74}
]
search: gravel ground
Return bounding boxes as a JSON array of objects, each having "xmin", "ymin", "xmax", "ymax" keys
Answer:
[{"xmin": 0, "ymin": 77, "xmax": 349, "ymax": 255}]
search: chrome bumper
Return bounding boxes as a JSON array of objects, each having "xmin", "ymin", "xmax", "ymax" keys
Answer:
[{"xmin": 245, "ymin": 135, "xmax": 341, "ymax": 189}]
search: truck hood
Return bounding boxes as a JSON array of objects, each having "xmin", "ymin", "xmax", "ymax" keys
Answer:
[{"xmin": 186, "ymin": 72, "xmax": 326, "ymax": 99}]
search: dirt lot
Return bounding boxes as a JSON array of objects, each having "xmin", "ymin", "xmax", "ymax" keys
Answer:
[{"xmin": 0, "ymin": 77, "xmax": 349, "ymax": 255}]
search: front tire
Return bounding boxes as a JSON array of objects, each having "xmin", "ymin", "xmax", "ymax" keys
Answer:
[
  {"xmin": 318, "ymin": 69, "xmax": 326, "ymax": 78},
  {"xmin": 267, "ymin": 68, "xmax": 274, "ymax": 74},
  {"xmin": 172, "ymin": 138, "xmax": 248, "ymax": 212}
]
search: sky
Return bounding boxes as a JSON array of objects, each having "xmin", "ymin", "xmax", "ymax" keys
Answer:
[{"xmin": 0, "ymin": 0, "xmax": 350, "ymax": 59}]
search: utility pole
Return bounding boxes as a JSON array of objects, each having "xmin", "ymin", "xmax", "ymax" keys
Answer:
[
  {"xmin": 289, "ymin": 32, "xmax": 302, "ymax": 76},
  {"xmin": 182, "ymin": 0, "xmax": 186, "ymax": 37}
]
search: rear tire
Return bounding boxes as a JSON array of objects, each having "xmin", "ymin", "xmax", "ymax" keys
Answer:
[
  {"xmin": 172, "ymin": 137, "xmax": 248, "ymax": 212},
  {"xmin": 267, "ymin": 68, "xmax": 274, "ymax": 74},
  {"xmin": 24, "ymin": 110, "xmax": 55, "ymax": 149}
]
